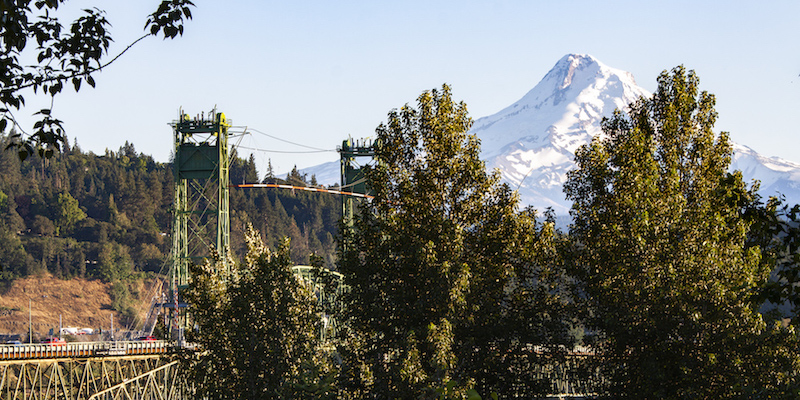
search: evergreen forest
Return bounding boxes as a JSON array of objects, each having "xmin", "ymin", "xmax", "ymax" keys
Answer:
[
  {"xmin": 0, "ymin": 133, "xmax": 341, "ymax": 290},
  {"xmin": 3, "ymin": 69, "xmax": 800, "ymax": 398}
]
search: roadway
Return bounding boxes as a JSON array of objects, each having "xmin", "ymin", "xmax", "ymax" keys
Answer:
[{"xmin": 0, "ymin": 340, "xmax": 173, "ymax": 360}]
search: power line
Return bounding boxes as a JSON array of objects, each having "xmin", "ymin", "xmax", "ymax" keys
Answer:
[
  {"xmin": 232, "ymin": 183, "xmax": 373, "ymax": 199},
  {"xmin": 237, "ymin": 144, "xmax": 335, "ymax": 154},
  {"xmin": 249, "ymin": 127, "xmax": 334, "ymax": 152}
]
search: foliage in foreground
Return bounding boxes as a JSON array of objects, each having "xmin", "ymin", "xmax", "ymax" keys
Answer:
[
  {"xmin": 184, "ymin": 226, "xmax": 337, "ymax": 399},
  {"xmin": 564, "ymin": 66, "xmax": 800, "ymax": 398},
  {"xmin": 2, "ymin": 0, "xmax": 194, "ymax": 160},
  {"xmin": 754, "ymin": 200, "xmax": 800, "ymax": 320},
  {"xmin": 337, "ymin": 85, "xmax": 574, "ymax": 399},
  {"xmin": 177, "ymin": 77, "xmax": 800, "ymax": 399}
]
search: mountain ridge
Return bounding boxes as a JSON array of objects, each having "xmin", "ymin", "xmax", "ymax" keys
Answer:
[
  {"xmin": 298, "ymin": 54, "xmax": 800, "ymax": 213},
  {"xmin": 471, "ymin": 53, "xmax": 650, "ymax": 213}
]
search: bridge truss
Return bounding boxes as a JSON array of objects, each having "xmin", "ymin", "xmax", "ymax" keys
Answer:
[
  {"xmin": 168, "ymin": 108, "xmax": 234, "ymax": 339},
  {"xmin": 0, "ymin": 355, "xmax": 191, "ymax": 400}
]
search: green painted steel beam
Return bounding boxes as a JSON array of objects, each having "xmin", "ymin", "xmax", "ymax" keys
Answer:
[
  {"xmin": 339, "ymin": 137, "xmax": 377, "ymax": 233},
  {"xmin": 169, "ymin": 109, "xmax": 232, "ymax": 340}
]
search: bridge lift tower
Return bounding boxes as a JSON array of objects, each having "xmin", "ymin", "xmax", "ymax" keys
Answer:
[
  {"xmin": 169, "ymin": 109, "xmax": 232, "ymax": 338},
  {"xmin": 339, "ymin": 137, "xmax": 377, "ymax": 226}
]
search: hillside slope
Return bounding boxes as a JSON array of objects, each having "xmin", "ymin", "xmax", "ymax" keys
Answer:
[{"xmin": 0, "ymin": 275, "xmax": 155, "ymax": 340}]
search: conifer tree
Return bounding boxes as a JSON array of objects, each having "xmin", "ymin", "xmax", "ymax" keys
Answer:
[{"xmin": 564, "ymin": 66, "xmax": 800, "ymax": 398}]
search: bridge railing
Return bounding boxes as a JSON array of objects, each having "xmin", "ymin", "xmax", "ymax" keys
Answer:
[{"xmin": 0, "ymin": 340, "xmax": 171, "ymax": 360}]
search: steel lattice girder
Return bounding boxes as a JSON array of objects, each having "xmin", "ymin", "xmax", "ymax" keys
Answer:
[{"xmin": 0, "ymin": 355, "xmax": 192, "ymax": 400}]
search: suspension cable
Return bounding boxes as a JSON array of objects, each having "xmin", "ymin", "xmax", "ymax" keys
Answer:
[{"xmin": 231, "ymin": 183, "xmax": 373, "ymax": 199}]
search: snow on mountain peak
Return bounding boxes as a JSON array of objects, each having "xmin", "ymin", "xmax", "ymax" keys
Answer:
[
  {"xmin": 547, "ymin": 54, "xmax": 620, "ymax": 95},
  {"xmin": 300, "ymin": 54, "xmax": 800, "ymax": 215},
  {"xmin": 472, "ymin": 54, "xmax": 648, "ymax": 162},
  {"xmin": 730, "ymin": 143, "xmax": 800, "ymax": 201},
  {"xmin": 471, "ymin": 54, "xmax": 800, "ymax": 214},
  {"xmin": 471, "ymin": 54, "xmax": 650, "ymax": 213}
]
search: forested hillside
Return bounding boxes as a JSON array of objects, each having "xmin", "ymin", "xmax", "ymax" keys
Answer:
[{"xmin": 0, "ymin": 132, "xmax": 341, "ymax": 286}]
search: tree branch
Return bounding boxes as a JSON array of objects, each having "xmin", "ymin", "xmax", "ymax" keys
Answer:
[{"xmin": 1, "ymin": 33, "xmax": 152, "ymax": 94}]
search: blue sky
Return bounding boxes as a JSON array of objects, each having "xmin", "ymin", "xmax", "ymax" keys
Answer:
[{"xmin": 14, "ymin": 0, "xmax": 800, "ymax": 177}]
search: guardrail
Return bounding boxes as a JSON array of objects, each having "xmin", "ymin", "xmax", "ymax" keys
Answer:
[{"xmin": 0, "ymin": 340, "xmax": 171, "ymax": 360}]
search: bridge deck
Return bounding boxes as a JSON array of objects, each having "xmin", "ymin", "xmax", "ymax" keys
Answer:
[{"xmin": 0, "ymin": 340, "xmax": 171, "ymax": 360}]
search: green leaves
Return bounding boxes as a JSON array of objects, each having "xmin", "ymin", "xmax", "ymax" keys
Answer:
[
  {"xmin": 753, "ymin": 199, "xmax": 800, "ymax": 317},
  {"xmin": 565, "ymin": 66, "xmax": 800, "ymax": 398},
  {"xmin": 2, "ymin": 0, "xmax": 195, "ymax": 160},
  {"xmin": 339, "ymin": 84, "xmax": 573, "ymax": 398},
  {"xmin": 54, "ymin": 192, "xmax": 86, "ymax": 236},
  {"xmin": 185, "ymin": 226, "xmax": 336, "ymax": 399},
  {"xmin": 145, "ymin": 0, "xmax": 195, "ymax": 39}
]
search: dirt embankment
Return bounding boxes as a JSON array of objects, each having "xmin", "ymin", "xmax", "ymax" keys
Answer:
[{"xmin": 0, "ymin": 275, "xmax": 156, "ymax": 340}]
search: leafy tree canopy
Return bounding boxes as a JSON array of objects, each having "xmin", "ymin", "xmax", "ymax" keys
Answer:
[
  {"xmin": 753, "ymin": 199, "xmax": 800, "ymax": 320},
  {"xmin": 54, "ymin": 191, "xmax": 85, "ymax": 235},
  {"xmin": 564, "ymin": 66, "xmax": 800, "ymax": 398},
  {"xmin": 338, "ymin": 84, "xmax": 573, "ymax": 398},
  {"xmin": 184, "ymin": 227, "xmax": 337, "ymax": 399},
  {"xmin": 1, "ymin": 0, "xmax": 194, "ymax": 160}
]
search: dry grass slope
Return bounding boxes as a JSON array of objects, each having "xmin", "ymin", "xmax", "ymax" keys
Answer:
[{"xmin": 0, "ymin": 275, "xmax": 155, "ymax": 339}]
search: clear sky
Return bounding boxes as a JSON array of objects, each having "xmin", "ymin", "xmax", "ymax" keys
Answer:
[{"xmin": 13, "ymin": 0, "xmax": 800, "ymax": 178}]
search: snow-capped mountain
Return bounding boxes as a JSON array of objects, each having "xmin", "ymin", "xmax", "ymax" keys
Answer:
[
  {"xmin": 298, "ymin": 54, "xmax": 800, "ymax": 213},
  {"xmin": 473, "ymin": 53, "xmax": 800, "ymax": 213},
  {"xmin": 730, "ymin": 143, "xmax": 800, "ymax": 202},
  {"xmin": 296, "ymin": 160, "xmax": 340, "ymax": 186},
  {"xmin": 471, "ymin": 54, "xmax": 649, "ymax": 214}
]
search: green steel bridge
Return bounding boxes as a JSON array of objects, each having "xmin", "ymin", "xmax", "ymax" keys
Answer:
[
  {"xmin": 0, "ymin": 341, "xmax": 601, "ymax": 399},
  {"xmin": 0, "ymin": 110, "xmax": 353, "ymax": 400},
  {"xmin": 0, "ymin": 110, "xmax": 601, "ymax": 399},
  {"xmin": 0, "ymin": 340, "xmax": 189, "ymax": 399}
]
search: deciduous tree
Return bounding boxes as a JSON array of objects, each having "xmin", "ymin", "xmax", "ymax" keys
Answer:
[
  {"xmin": 54, "ymin": 191, "xmax": 84, "ymax": 235},
  {"xmin": 184, "ymin": 227, "xmax": 336, "ymax": 399},
  {"xmin": 1, "ymin": 0, "xmax": 194, "ymax": 159},
  {"xmin": 564, "ymin": 66, "xmax": 800, "ymax": 398},
  {"xmin": 741, "ymin": 193, "xmax": 800, "ymax": 323},
  {"xmin": 338, "ymin": 85, "xmax": 573, "ymax": 398}
]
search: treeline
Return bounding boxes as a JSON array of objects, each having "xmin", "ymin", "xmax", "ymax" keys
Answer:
[
  {"xmin": 0, "ymin": 134, "xmax": 341, "ymax": 286},
  {"xmin": 231, "ymin": 162, "xmax": 341, "ymax": 267}
]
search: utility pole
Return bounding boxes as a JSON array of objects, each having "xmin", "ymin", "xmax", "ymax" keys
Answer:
[{"xmin": 28, "ymin": 298, "xmax": 31, "ymax": 344}]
